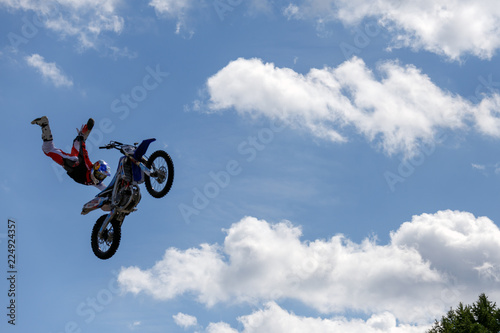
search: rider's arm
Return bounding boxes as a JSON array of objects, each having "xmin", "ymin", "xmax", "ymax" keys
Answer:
[
  {"xmin": 79, "ymin": 141, "xmax": 94, "ymax": 170},
  {"xmin": 77, "ymin": 139, "xmax": 105, "ymax": 189}
]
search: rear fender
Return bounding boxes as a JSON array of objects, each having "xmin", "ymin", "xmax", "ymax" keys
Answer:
[{"xmin": 81, "ymin": 197, "xmax": 109, "ymax": 215}]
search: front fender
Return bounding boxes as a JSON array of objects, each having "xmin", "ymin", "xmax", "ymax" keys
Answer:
[{"xmin": 133, "ymin": 138, "xmax": 156, "ymax": 160}]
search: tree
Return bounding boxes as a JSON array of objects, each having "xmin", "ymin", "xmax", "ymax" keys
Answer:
[{"xmin": 428, "ymin": 294, "xmax": 500, "ymax": 333}]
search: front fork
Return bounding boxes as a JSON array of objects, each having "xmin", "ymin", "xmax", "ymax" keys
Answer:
[
  {"xmin": 98, "ymin": 209, "xmax": 125, "ymax": 238},
  {"xmin": 98, "ymin": 209, "xmax": 117, "ymax": 238},
  {"xmin": 98, "ymin": 157, "xmax": 151, "ymax": 237},
  {"xmin": 136, "ymin": 156, "xmax": 152, "ymax": 177}
]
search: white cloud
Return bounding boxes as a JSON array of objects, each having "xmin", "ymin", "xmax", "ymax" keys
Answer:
[
  {"xmin": 25, "ymin": 54, "xmax": 73, "ymax": 88},
  {"xmin": 127, "ymin": 321, "xmax": 141, "ymax": 330},
  {"xmin": 472, "ymin": 164, "xmax": 486, "ymax": 170},
  {"xmin": 391, "ymin": 210, "xmax": 500, "ymax": 284},
  {"xmin": 149, "ymin": 0, "xmax": 194, "ymax": 35},
  {"xmin": 202, "ymin": 57, "xmax": 497, "ymax": 157},
  {"xmin": 473, "ymin": 94, "xmax": 500, "ymax": 138},
  {"xmin": 148, "ymin": 0, "xmax": 271, "ymax": 35},
  {"xmin": 206, "ymin": 322, "xmax": 238, "ymax": 333},
  {"xmin": 118, "ymin": 210, "xmax": 500, "ymax": 325},
  {"xmin": 207, "ymin": 302, "xmax": 430, "ymax": 333},
  {"xmin": 149, "ymin": 0, "xmax": 193, "ymax": 17},
  {"xmin": 173, "ymin": 312, "xmax": 198, "ymax": 329},
  {"xmin": 470, "ymin": 162, "xmax": 500, "ymax": 176},
  {"xmin": 284, "ymin": 0, "xmax": 500, "ymax": 60},
  {"xmin": 283, "ymin": 4, "xmax": 302, "ymax": 20},
  {"xmin": 1, "ymin": 0, "xmax": 124, "ymax": 50}
]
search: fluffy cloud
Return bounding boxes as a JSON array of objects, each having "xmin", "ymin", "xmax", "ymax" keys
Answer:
[
  {"xmin": 392, "ymin": 210, "xmax": 500, "ymax": 283},
  {"xmin": 206, "ymin": 322, "xmax": 238, "ymax": 333},
  {"xmin": 202, "ymin": 57, "xmax": 500, "ymax": 157},
  {"xmin": 118, "ymin": 210, "xmax": 500, "ymax": 325},
  {"xmin": 173, "ymin": 312, "xmax": 198, "ymax": 329},
  {"xmin": 25, "ymin": 54, "xmax": 73, "ymax": 88},
  {"xmin": 283, "ymin": 0, "xmax": 500, "ymax": 60},
  {"xmin": 207, "ymin": 302, "xmax": 430, "ymax": 333},
  {"xmin": 473, "ymin": 94, "xmax": 500, "ymax": 138},
  {"xmin": 1, "ymin": 0, "xmax": 124, "ymax": 50}
]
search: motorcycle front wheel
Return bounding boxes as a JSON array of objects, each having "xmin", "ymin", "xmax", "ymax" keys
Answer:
[
  {"xmin": 145, "ymin": 150, "xmax": 174, "ymax": 198},
  {"xmin": 91, "ymin": 214, "xmax": 121, "ymax": 260}
]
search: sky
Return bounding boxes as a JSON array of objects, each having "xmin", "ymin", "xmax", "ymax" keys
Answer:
[{"xmin": 2, "ymin": 0, "xmax": 500, "ymax": 332}]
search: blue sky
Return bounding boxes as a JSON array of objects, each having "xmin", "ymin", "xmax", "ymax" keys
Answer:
[{"xmin": 2, "ymin": 0, "xmax": 500, "ymax": 332}]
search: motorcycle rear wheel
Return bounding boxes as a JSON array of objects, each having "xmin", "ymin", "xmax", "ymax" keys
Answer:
[
  {"xmin": 145, "ymin": 150, "xmax": 174, "ymax": 198},
  {"xmin": 91, "ymin": 215, "xmax": 121, "ymax": 260}
]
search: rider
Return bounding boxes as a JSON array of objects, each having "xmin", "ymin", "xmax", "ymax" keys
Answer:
[{"xmin": 31, "ymin": 116, "xmax": 111, "ymax": 190}]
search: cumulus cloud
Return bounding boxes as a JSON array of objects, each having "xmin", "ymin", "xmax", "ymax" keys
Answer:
[
  {"xmin": 1, "ymin": 0, "xmax": 124, "ymax": 50},
  {"xmin": 473, "ymin": 94, "xmax": 500, "ymax": 138},
  {"xmin": 207, "ymin": 302, "xmax": 430, "ymax": 333},
  {"xmin": 118, "ymin": 210, "xmax": 500, "ymax": 325},
  {"xmin": 206, "ymin": 322, "xmax": 238, "ymax": 333},
  {"xmin": 283, "ymin": 0, "xmax": 500, "ymax": 60},
  {"xmin": 392, "ymin": 210, "xmax": 500, "ymax": 283},
  {"xmin": 201, "ymin": 57, "xmax": 500, "ymax": 157},
  {"xmin": 173, "ymin": 312, "xmax": 198, "ymax": 329},
  {"xmin": 25, "ymin": 54, "xmax": 73, "ymax": 87}
]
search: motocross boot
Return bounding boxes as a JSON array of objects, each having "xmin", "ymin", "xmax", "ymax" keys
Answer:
[
  {"xmin": 79, "ymin": 118, "xmax": 94, "ymax": 141},
  {"xmin": 31, "ymin": 116, "xmax": 53, "ymax": 141}
]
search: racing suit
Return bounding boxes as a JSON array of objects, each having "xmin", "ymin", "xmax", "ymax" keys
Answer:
[{"xmin": 42, "ymin": 136, "xmax": 106, "ymax": 191}]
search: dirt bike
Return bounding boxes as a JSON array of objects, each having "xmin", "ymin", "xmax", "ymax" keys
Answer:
[{"xmin": 81, "ymin": 138, "xmax": 174, "ymax": 260}]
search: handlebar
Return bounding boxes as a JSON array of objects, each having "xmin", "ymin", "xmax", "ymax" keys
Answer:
[
  {"xmin": 98, "ymin": 139, "xmax": 154, "ymax": 162},
  {"xmin": 98, "ymin": 141, "xmax": 142, "ymax": 155},
  {"xmin": 99, "ymin": 141, "xmax": 125, "ymax": 150}
]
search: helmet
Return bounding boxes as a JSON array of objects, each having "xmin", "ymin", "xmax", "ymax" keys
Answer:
[{"xmin": 93, "ymin": 160, "xmax": 111, "ymax": 182}]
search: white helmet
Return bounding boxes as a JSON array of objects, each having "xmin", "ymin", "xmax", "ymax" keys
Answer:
[{"xmin": 93, "ymin": 160, "xmax": 111, "ymax": 182}]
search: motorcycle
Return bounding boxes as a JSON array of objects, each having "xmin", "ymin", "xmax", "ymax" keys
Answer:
[{"xmin": 81, "ymin": 138, "xmax": 174, "ymax": 260}]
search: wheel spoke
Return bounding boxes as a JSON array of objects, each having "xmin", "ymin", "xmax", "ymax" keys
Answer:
[
  {"xmin": 99, "ymin": 225, "xmax": 113, "ymax": 251},
  {"xmin": 145, "ymin": 150, "xmax": 174, "ymax": 199},
  {"xmin": 91, "ymin": 215, "xmax": 121, "ymax": 260}
]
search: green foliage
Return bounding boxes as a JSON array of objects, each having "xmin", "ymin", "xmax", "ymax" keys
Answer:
[{"xmin": 427, "ymin": 294, "xmax": 500, "ymax": 333}]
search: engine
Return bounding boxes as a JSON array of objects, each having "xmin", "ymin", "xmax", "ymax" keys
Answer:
[{"xmin": 115, "ymin": 184, "xmax": 141, "ymax": 213}]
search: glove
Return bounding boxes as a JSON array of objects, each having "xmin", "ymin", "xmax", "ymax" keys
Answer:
[{"xmin": 76, "ymin": 125, "xmax": 85, "ymax": 135}]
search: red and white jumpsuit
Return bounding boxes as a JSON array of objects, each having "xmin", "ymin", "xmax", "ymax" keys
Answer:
[{"xmin": 43, "ymin": 137, "xmax": 106, "ymax": 191}]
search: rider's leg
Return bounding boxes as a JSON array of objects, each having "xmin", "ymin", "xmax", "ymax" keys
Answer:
[
  {"xmin": 31, "ymin": 116, "xmax": 53, "ymax": 141},
  {"xmin": 31, "ymin": 117, "xmax": 78, "ymax": 166},
  {"xmin": 71, "ymin": 118, "xmax": 94, "ymax": 154},
  {"xmin": 42, "ymin": 141, "xmax": 78, "ymax": 166}
]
